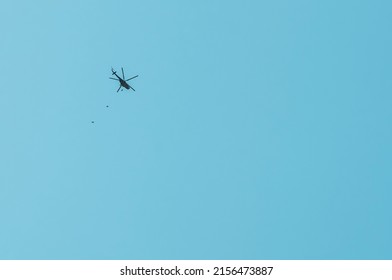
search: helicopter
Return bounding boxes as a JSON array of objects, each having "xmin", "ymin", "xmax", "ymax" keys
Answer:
[{"xmin": 110, "ymin": 67, "xmax": 138, "ymax": 92}]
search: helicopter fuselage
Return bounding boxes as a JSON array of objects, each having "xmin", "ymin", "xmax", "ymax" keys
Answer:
[
  {"xmin": 113, "ymin": 73, "xmax": 130, "ymax": 89},
  {"xmin": 121, "ymin": 80, "xmax": 131, "ymax": 89}
]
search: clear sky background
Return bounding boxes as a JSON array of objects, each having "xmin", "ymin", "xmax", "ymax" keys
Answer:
[{"xmin": 1, "ymin": 0, "xmax": 391, "ymax": 259}]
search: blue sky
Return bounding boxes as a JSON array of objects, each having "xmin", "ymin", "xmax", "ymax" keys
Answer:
[{"xmin": 1, "ymin": 0, "xmax": 391, "ymax": 259}]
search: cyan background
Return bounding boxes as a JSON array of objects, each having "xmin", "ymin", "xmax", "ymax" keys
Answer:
[{"xmin": 0, "ymin": 1, "xmax": 391, "ymax": 259}]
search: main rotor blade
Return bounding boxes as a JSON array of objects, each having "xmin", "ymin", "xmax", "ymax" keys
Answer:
[
  {"xmin": 109, "ymin": 77, "xmax": 118, "ymax": 80},
  {"xmin": 126, "ymin": 75, "xmax": 138, "ymax": 81},
  {"xmin": 121, "ymin": 67, "xmax": 125, "ymax": 80},
  {"xmin": 117, "ymin": 85, "xmax": 122, "ymax": 92}
]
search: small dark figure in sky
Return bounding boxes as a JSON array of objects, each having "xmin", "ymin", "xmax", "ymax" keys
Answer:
[{"xmin": 110, "ymin": 67, "xmax": 138, "ymax": 93}]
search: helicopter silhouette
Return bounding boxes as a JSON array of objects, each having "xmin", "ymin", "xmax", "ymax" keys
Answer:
[{"xmin": 110, "ymin": 67, "xmax": 138, "ymax": 92}]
